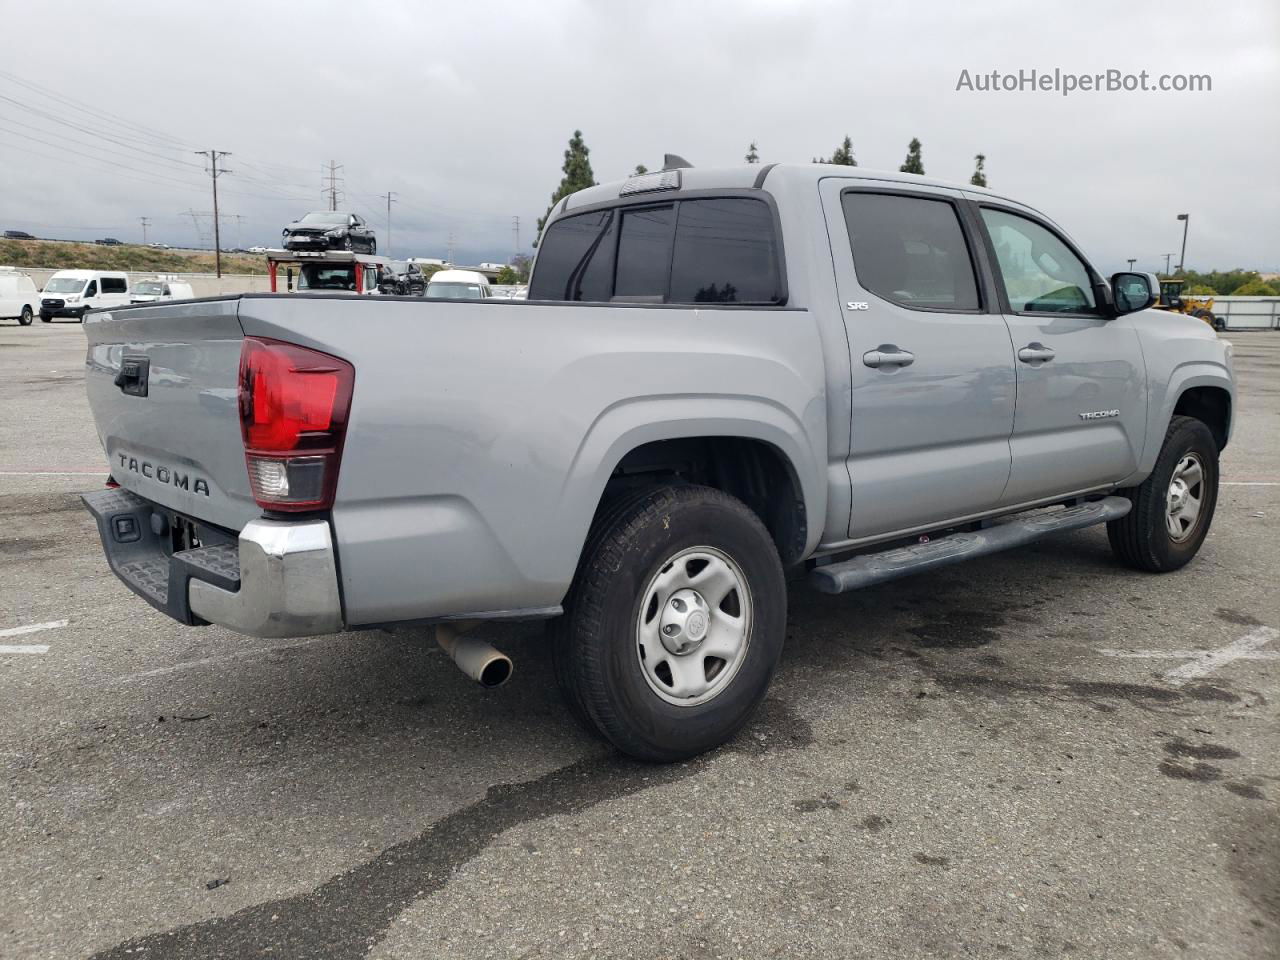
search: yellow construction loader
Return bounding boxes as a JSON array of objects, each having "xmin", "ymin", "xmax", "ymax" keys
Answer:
[{"xmin": 1155, "ymin": 279, "xmax": 1223, "ymax": 331}]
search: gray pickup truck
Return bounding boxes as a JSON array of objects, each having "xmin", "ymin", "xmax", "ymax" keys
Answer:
[{"xmin": 81, "ymin": 163, "xmax": 1234, "ymax": 761}]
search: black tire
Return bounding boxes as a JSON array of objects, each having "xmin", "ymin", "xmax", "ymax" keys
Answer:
[
  {"xmin": 551, "ymin": 484, "xmax": 786, "ymax": 762},
  {"xmin": 1107, "ymin": 415, "xmax": 1219, "ymax": 572},
  {"xmin": 40, "ymin": 313, "xmax": 51, "ymax": 323},
  {"xmin": 18, "ymin": 305, "xmax": 32, "ymax": 326}
]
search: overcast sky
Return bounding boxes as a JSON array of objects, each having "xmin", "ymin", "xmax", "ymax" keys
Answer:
[{"xmin": 1, "ymin": 0, "xmax": 1276, "ymax": 272}]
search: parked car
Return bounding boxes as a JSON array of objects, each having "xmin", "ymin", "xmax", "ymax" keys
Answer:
[
  {"xmin": 282, "ymin": 212, "xmax": 375, "ymax": 254},
  {"xmin": 130, "ymin": 279, "xmax": 194, "ymax": 304},
  {"xmin": 0, "ymin": 268, "xmax": 40, "ymax": 325},
  {"xmin": 425, "ymin": 268, "xmax": 491, "ymax": 299},
  {"xmin": 4, "ymin": 229, "xmax": 35, "ymax": 240},
  {"xmin": 79, "ymin": 163, "xmax": 1233, "ymax": 763},
  {"xmin": 95, "ymin": 237, "xmax": 123, "ymax": 246},
  {"xmin": 40, "ymin": 269, "xmax": 130, "ymax": 321},
  {"xmin": 377, "ymin": 260, "xmax": 426, "ymax": 296},
  {"xmin": 148, "ymin": 242, "xmax": 171, "ymax": 249}
]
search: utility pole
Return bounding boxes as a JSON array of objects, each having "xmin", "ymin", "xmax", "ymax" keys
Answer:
[
  {"xmin": 322, "ymin": 160, "xmax": 344, "ymax": 211},
  {"xmin": 1162, "ymin": 253, "xmax": 1175, "ymax": 275},
  {"xmin": 1126, "ymin": 258, "xmax": 1136, "ymax": 271},
  {"xmin": 379, "ymin": 191, "xmax": 397, "ymax": 256},
  {"xmin": 1176, "ymin": 213, "xmax": 1190, "ymax": 274},
  {"xmin": 138, "ymin": 216, "xmax": 151, "ymax": 245},
  {"xmin": 194, "ymin": 150, "xmax": 232, "ymax": 277},
  {"xmin": 512, "ymin": 215, "xmax": 520, "ymax": 260}
]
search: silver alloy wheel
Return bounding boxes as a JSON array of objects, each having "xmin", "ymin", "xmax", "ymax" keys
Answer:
[
  {"xmin": 636, "ymin": 546, "xmax": 752, "ymax": 707},
  {"xmin": 1166, "ymin": 452, "xmax": 1205, "ymax": 543}
]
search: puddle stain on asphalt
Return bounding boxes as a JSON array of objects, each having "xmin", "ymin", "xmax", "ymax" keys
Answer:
[{"xmin": 88, "ymin": 698, "xmax": 813, "ymax": 960}]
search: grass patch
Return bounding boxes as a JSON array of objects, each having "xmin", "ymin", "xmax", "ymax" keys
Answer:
[{"xmin": 0, "ymin": 239, "xmax": 267, "ymax": 275}]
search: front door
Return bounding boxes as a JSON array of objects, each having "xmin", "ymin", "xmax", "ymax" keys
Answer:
[
  {"xmin": 973, "ymin": 201, "xmax": 1147, "ymax": 505},
  {"xmin": 822, "ymin": 181, "xmax": 1017, "ymax": 541}
]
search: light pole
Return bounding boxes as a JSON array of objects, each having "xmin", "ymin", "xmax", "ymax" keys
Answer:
[
  {"xmin": 1162, "ymin": 253, "xmax": 1175, "ymax": 275},
  {"xmin": 1127, "ymin": 259, "xmax": 1136, "ymax": 271},
  {"xmin": 1176, "ymin": 213, "xmax": 1190, "ymax": 274}
]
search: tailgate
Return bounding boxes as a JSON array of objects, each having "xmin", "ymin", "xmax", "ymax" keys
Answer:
[{"xmin": 84, "ymin": 299, "xmax": 258, "ymax": 532}]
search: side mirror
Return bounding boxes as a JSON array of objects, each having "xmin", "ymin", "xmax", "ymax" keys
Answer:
[{"xmin": 1110, "ymin": 272, "xmax": 1157, "ymax": 315}]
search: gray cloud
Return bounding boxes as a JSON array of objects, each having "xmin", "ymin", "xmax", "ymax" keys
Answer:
[{"xmin": 1, "ymin": 0, "xmax": 1276, "ymax": 272}]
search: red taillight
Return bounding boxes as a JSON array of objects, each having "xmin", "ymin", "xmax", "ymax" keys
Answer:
[{"xmin": 238, "ymin": 337, "xmax": 354, "ymax": 511}]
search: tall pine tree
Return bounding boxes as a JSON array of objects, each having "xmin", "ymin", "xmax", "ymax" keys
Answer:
[
  {"xmin": 899, "ymin": 138, "xmax": 924, "ymax": 175},
  {"xmin": 745, "ymin": 141, "xmax": 760, "ymax": 164},
  {"xmin": 969, "ymin": 153, "xmax": 987, "ymax": 187},
  {"xmin": 535, "ymin": 130, "xmax": 596, "ymax": 245},
  {"xmin": 813, "ymin": 136, "xmax": 856, "ymax": 165}
]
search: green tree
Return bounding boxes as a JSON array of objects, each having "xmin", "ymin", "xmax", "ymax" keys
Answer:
[
  {"xmin": 1174, "ymin": 268, "xmax": 1261, "ymax": 294},
  {"xmin": 970, "ymin": 153, "xmax": 987, "ymax": 187},
  {"xmin": 813, "ymin": 135, "xmax": 855, "ymax": 165},
  {"xmin": 745, "ymin": 141, "xmax": 759, "ymax": 164},
  {"xmin": 1233, "ymin": 279, "xmax": 1278, "ymax": 296},
  {"xmin": 632, "ymin": 164, "xmax": 648, "ymax": 176},
  {"xmin": 899, "ymin": 137, "xmax": 924, "ymax": 175},
  {"xmin": 494, "ymin": 266, "xmax": 520, "ymax": 285},
  {"xmin": 535, "ymin": 129, "xmax": 596, "ymax": 246},
  {"xmin": 1185, "ymin": 283, "xmax": 1217, "ymax": 295}
]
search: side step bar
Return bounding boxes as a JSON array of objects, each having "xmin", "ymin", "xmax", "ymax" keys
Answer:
[{"xmin": 809, "ymin": 496, "xmax": 1132, "ymax": 595}]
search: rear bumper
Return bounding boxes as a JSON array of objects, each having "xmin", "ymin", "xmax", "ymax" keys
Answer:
[{"xmin": 82, "ymin": 487, "xmax": 344, "ymax": 638}]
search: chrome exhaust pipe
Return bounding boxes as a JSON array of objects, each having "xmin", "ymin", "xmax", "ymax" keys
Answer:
[{"xmin": 436, "ymin": 622, "xmax": 513, "ymax": 688}]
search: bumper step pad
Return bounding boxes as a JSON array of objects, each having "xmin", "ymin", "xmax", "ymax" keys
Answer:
[{"xmin": 809, "ymin": 496, "xmax": 1132, "ymax": 595}]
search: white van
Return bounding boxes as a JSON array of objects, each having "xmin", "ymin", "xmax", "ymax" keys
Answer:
[
  {"xmin": 40, "ymin": 269, "xmax": 130, "ymax": 322},
  {"xmin": 0, "ymin": 268, "xmax": 40, "ymax": 326},
  {"xmin": 130, "ymin": 278, "xmax": 195, "ymax": 304},
  {"xmin": 425, "ymin": 269, "xmax": 492, "ymax": 300}
]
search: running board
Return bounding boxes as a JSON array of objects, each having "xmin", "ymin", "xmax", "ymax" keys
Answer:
[{"xmin": 808, "ymin": 496, "xmax": 1132, "ymax": 595}]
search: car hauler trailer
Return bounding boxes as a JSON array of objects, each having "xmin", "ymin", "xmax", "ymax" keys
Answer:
[{"xmin": 265, "ymin": 250, "xmax": 391, "ymax": 296}]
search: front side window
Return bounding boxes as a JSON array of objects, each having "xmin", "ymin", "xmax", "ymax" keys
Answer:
[
  {"xmin": 842, "ymin": 192, "xmax": 979, "ymax": 311},
  {"xmin": 85, "ymin": 281, "xmax": 98, "ymax": 297},
  {"xmin": 981, "ymin": 208, "xmax": 1096, "ymax": 314}
]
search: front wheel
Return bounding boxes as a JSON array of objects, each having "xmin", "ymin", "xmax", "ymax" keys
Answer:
[
  {"xmin": 39, "ymin": 313, "xmax": 51, "ymax": 323},
  {"xmin": 1107, "ymin": 415, "xmax": 1219, "ymax": 572},
  {"xmin": 551, "ymin": 484, "xmax": 786, "ymax": 762},
  {"xmin": 18, "ymin": 305, "xmax": 32, "ymax": 326}
]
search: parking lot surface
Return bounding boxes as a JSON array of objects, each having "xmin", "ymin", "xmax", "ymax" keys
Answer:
[{"xmin": 1, "ymin": 320, "xmax": 1277, "ymax": 960}]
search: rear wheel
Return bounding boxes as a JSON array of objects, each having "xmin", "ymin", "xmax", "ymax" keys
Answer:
[
  {"xmin": 1107, "ymin": 415, "xmax": 1219, "ymax": 572},
  {"xmin": 18, "ymin": 305, "xmax": 32, "ymax": 326},
  {"xmin": 551, "ymin": 484, "xmax": 786, "ymax": 762}
]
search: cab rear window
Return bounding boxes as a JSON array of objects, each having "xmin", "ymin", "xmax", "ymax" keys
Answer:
[{"xmin": 529, "ymin": 196, "xmax": 783, "ymax": 305}]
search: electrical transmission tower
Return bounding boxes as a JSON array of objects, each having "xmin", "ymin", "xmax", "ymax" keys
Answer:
[
  {"xmin": 512, "ymin": 216, "xmax": 520, "ymax": 260},
  {"xmin": 194, "ymin": 149, "xmax": 232, "ymax": 277},
  {"xmin": 138, "ymin": 217, "xmax": 151, "ymax": 245},
  {"xmin": 322, "ymin": 161, "xmax": 345, "ymax": 211}
]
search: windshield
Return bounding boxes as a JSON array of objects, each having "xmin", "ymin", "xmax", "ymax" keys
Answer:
[
  {"xmin": 297, "ymin": 212, "xmax": 349, "ymax": 227},
  {"xmin": 298, "ymin": 264, "xmax": 357, "ymax": 291},
  {"xmin": 134, "ymin": 281, "xmax": 164, "ymax": 295},
  {"xmin": 426, "ymin": 282, "xmax": 484, "ymax": 299},
  {"xmin": 44, "ymin": 277, "xmax": 86, "ymax": 293}
]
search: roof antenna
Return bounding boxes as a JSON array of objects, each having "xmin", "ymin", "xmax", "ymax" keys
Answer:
[{"xmin": 662, "ymin": 154, "xmax": 693, "ymax": 171}]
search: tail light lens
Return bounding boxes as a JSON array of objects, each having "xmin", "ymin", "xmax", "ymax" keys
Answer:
[{"xmin": 238, "ymin": 337, "xmax": 354, "ymax": 511}]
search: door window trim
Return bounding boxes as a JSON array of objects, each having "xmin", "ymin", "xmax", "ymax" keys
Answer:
[
  {"xmin": 537, "ymin": 188, "xmax": 790, "ymax": 306},
  {"xmin": 838, "ymin": 185, "xmax": 992, "ymax": 316},
  {"xmin": 974, "ymin": 202, "xmax": 1105, "ymax": 319}
]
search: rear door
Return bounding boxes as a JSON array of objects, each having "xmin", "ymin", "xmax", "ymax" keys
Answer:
[
  {"xmin": 84, "ymin": 300, "xmax": 257, "ymax": 532},
  {"xmin": 821, "ymin": 180, "xmax": 1017, "ymax": 540},
  {"xmin": 971, "ymin": 200, "xmax": 1146, "ymax": 505}
]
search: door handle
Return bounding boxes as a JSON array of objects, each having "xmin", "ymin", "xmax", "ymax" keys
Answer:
[
  {"xmin": 1017, "ymin": 342, "xmax": 1056, "ymax": 364},
  {"xmin": 862, "ymin": 346, "xmax": 915, "ymax": 368}
]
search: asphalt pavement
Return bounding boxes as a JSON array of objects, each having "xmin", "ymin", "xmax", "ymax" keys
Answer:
[{"xmin": 1, "ymin": 319, "xmax": 1276, "ymax": 959}]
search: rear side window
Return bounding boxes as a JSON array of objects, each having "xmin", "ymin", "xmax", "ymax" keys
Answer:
[
  {"xmin": 530, "ymin": 196, "xmax": 783, "ymax": 305},
  {"xmin": 100, "ymin": 277, "xmax": 127, "ymax": 294},
  {"xmin": 670, "ymin": 199, "xmax": 780, "ymax": 303},
  {"xmin": 842, "ymin": 193, "xmax": 980, "ymax": 311}
]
